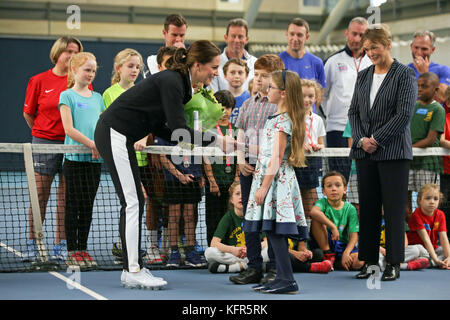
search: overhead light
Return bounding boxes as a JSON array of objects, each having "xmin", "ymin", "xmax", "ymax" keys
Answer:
[{"xmin": 370, "ymin": 0, "xmax": 387, "ymax": 7}]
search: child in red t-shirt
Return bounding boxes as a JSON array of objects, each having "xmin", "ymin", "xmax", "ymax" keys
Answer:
[
  {"xmin": 407, "ymin": 184, "xmax": 450, "ymax": 269},
  {"xmin": 440, "ymin": 111, "xmax": 450, "ymax": 238}
]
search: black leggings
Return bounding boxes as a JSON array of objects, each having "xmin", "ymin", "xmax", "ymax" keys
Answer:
[{"xmin": 63, "ymin": 160, "xmax": 101, "ymax": 252}]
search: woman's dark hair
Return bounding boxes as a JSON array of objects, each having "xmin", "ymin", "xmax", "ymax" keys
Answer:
[{"xmin": 166, "ymin": 40, "xmax": 221, "ymax": 75}]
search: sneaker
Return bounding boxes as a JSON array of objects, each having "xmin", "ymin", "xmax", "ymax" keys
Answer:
[
  {"xmin": 79, "ymin": 251, "xmax": 98, "ymax": 268},
  {"xmin": 52, "ymin": 240, "xmax": 68, "ymax": 261},
  {"xmin": 146, "ymin": 245, "xmax": 163, "ymax": 265},
  {"xmin": 66, "ymin": 251, "xmax": 86, "ymax": 268},
  {"xmin": 323, "ymin": 252, "xmax": 336, "ymax": 270},
  {"xmin": 142, "ymin": 268, "xmax": 167, "ymax": 284},
  {"xmin": 260, "ymin": 268, "xmax": 277, "ymax": 285},
  {"xmin": 407, "ymin": 258, "xmax": 429, "ymax": 271},
  {"xmin": 310, "ymin": 260, "xmax": 333, "ymax": 273},
  {"xmin": 166, "ymin": 249, "xmax": 181, "ymax": 267},
  {"xmin": 185, "ymin": 250, "xmax": 205, "ymax": 267},
  {"xmin": 22, "ymin": 239, "xmax": 39, "ymax": 262},
  {"xmin": 121, "ymin": 268, "xmax": 167, "ymax": 289}
]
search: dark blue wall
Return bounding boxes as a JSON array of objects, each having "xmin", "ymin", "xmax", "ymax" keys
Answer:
[{"xmin": 0, "ymin": 37, "xmax": 166, "ymax": 143}]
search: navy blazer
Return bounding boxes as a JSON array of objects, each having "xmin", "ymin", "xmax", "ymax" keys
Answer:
[{"xmin": 349, "ymin": 59, "xmax": 417, "ymax": 161}]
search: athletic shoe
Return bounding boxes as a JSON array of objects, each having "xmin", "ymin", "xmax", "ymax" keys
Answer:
[
  {"xmin": 166, "ymin": 249, "xmax": 181, "ymax": 267},
  {"xmin": 146, "ymin": 245, "xmax": 163, "ymax": 265},
  {"xmin": 185, "ymin": 250, "xmax": 205, "ymax": 267},
  {"xmin": 208, "ymin": 262, "xmax": 229, "ymax": 273},
  {"xmin": 142, "ymin": 268, "xmax": 167, "ymax": 284},
  {"xmin": 121, "ymin": 268, "xmax": 167, "ymax": 289},
  {"xmin": 407, "ymin": 258, "xmax": 429, "ymax": 271},
  {"xmin": 22, "ymin": 239, "xmax": 39, "ymax": 262},
  {"xmin": 52, "ymin": 240, "xmax": 68, "ymax": 261},
  {"xmin": 310, "ymin": 260, "xmax": 333, "ymax": 273},
  {"xmin": 120, "ymin": 268, "xmax": 165, "ymax": 284},
  {"xmin": 323, "ymin": 252, "xmax": 336, "ymax": 270},
  {"xmin": 66, "ymin": 251, "xmax": 86, "ymax": 268},
  {"xmin": 79, "ymin": 251, "xmax": 98, "ymax": 268},
  {"xmin": 261, "ymin": 280, "xmax": 299, "ymax": 294}
]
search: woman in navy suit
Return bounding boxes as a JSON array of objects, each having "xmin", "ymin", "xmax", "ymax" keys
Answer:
[{"xmin": 348, "ymin": 24, "xmax": 417, "ymax": 281}]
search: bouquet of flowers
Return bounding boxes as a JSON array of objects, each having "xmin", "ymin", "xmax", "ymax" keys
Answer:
[{"xmin": 184, "ymin": 86, "xmax": 224, "ymax": 132}]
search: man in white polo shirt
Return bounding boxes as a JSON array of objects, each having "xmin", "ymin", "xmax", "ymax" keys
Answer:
[
  {"xmin": 322, "ymin": 17, "xmax": 372, "ymax": 180},
  {"xmin": 210, "ymin": 18, "xmax": 257, "ymax": 92}
]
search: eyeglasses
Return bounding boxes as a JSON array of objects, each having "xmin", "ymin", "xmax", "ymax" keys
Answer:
[{"xmin": 268, "ymin": 84, "xmax": 284, "ymax": 91}]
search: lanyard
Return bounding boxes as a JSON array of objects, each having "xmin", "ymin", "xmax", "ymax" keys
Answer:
[
  {"xmin": 216, "ymin": 122, "xmax": 233, "ymax": 168},
  {"xmin": 353, "ymin": 52, "xmax": 363, "ymax": 74},
  {"xmin": 305, "ymin": 114, "xmax": 314, "ymax": 146}
]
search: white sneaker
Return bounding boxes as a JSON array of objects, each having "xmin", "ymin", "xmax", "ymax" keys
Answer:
[
  {"xmin": 121, "ymin": 268, "xmax": 167, "ymax": 289},
  {"xmin": 142, "ymin": 268, "xmax": 167, "ymax": 285}
]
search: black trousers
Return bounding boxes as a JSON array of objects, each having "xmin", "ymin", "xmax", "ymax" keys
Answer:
[
  {"xmin": 63, "ymin": 160, "xmax": 101, "ymax": 252},
  {"xmin": 356, "ymin": 158, "xmax": 410, "ymax": 265},
  {"xmin": 95, "ymin": 120, "xmax": 145, "ymax": 272},
  {"xmin": 205, "ymin": 183, "xmax": 231, "ymax": 246},
  {"xmin": 267, "ymin": 232, "xmax": 294, "ymax": 282}
]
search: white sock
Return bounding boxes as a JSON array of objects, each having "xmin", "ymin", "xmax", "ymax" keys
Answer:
[
  {"xmin": 400, "ymin": 262, "xmax": 408, "ymax": 270},
  {"xmin": 229, "ymin": 261, "xmax": 247, "ymax": 273}
]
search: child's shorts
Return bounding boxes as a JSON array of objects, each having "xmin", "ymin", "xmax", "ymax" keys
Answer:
[
  {"xmin": 309, "ymin": 229, "xmax": 358, "ymax": 260},
  {"xmin": 294, "ymin": 157, "xmax": 322, "ymax": 189},
  {"xmin": 163, "ymin": 178, "xmax": 202, "ymax": 205},
  {"xmin": 32, "ymin": 137, "xmax": 64, "ymax": 176}
]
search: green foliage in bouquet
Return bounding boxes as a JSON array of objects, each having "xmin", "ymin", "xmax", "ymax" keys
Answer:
[{"xmin": 184, "ymin": 87, "xmax": 225, "ymax": 131}]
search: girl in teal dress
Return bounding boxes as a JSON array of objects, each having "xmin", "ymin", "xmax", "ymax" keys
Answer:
[{"xmin": 244, "ymin": 70, "xmax": 308, "ymax": 294}]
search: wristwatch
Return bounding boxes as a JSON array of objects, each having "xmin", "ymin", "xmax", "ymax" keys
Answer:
[{"xmin": 357, "ymin": 137, "xmax": 364, "ymax": 148}]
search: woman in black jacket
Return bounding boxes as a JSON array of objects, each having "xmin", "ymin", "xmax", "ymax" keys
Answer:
[
  {"xmin": 349, "ymin": 24, "xmax": 417, "ymax": 281},
  {"xmin": 95, "ymin": 40, "xmax": 222, "ymax": 289}
]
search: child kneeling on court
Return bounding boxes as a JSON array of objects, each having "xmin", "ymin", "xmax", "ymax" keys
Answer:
[
  {"xmin": 309, "ymin": 171, "xmax": 364, "ymax": 271},
  {"xmin": 205, "ymin": 181, "xmax": 269, "ymax": 273}
]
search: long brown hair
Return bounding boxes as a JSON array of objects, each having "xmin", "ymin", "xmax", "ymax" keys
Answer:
[
  {"xmin": 271, "ymin": 70, "xmax": 307, "ymax": 167},
  {"xmin": 67, "ymin": 52, "xmax": 96, "ymax": 89},
  {"xmin": 166, "ymin": 40, "xmax": 220, "ymax": 75}
]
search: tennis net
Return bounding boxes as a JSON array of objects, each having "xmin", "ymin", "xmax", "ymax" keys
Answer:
[{"xmin": 0, "ymin": 142, "xmax": 448, "ymax": 272}]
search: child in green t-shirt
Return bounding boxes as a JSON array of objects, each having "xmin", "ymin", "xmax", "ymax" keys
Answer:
[
  {"xmin": 204, "ymin": 181, "xmax": 269, "ymax": 273},
  {"xmin": 407, "ymin": 72, "xmax": 446, "ymax": 221},
  {"xmin": 309, "ymin": 171, "xmax": 363, "ymax": 271}
]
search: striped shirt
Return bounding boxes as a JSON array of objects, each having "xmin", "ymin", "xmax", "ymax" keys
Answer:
[
  {"xmin": 235, "ymin": 93, "xmax": 277, "ymax": 162},
  {"xmin": 349, "ymin": 59, "xmax": 418, "ymax": 161}
]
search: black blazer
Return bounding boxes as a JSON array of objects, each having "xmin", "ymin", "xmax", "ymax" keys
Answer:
[
  {"xmin": 348, "ymin": 59, "xmax": 417, "ymax": 161},
  {"xmin": 100, "ymin": 69, "xmax": 193, "ymax": 143}
]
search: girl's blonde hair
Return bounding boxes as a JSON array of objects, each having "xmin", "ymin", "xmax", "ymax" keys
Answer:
[
  {"xmin": 300, "ymin": 78, "xmax": 321, "ymax": 102},
  {"xmin": 271, "ymin": 70, "xmax": 307, "ymax": 167},
  {"xmin": 111, "ymin": 48, "xmax": 143, "ymax": 85},
  {"xmin": 67, "ymin": 52, "xmax": 97, "ymax": 89},
  {"xmin": 417, "ymin": 183, "xmax": 443, "ymax": 206}
]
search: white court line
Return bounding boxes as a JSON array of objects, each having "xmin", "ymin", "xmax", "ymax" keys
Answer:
[{"xmin": 0, "ymin": 241, "xmax": 108, "ymax": 300}]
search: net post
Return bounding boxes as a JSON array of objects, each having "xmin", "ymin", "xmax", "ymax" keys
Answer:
[{"xmin": 22, "ymin": 143, "xmax": 50, "ymax": 263}]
